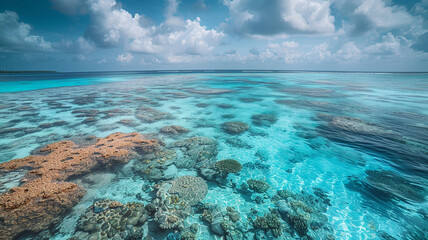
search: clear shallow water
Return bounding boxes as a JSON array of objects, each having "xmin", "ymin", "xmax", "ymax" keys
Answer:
[{"xmin": 0, "ymin": 71, "xmax": 427, "ymax": 240}]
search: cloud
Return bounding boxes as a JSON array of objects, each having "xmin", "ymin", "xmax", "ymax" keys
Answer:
[
  {"xmin": 82, "ymin": 0, "xmax": 224, "ymax": 63},
  {"xmin": 412, "ymin": 32, "xmax": 428, "ymax": 52},
  {"xmin": 223, "ymin": 0, "xmax": 335, "ymax": 38},
  {"xmin": 83, "ymin": 0, "xmax": 150, "ymax": 48},
  {"xmin": 117, "ymin": 52, "xmax": 134, "ymax": 63},
  {"xmin": 56, "ymin": 37, "xmax": 94, "ymax": 53},
  {"xmin": 0, "ymin": 11, "xmax": 52, "ymax": 52},
  {"xmin": 335, "ymin": 0, "xmax": 415, "ymax": 36},
  {"xmin": 49, "ymin": 0, "xmax": 87, "ymax": 15},
  {"xmin": 365, "ymin": 33, "xmax": 410, "ymax": 55}
]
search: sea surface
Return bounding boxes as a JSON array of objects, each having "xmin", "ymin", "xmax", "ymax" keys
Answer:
[{"xmin": 0, "ymin": 71, "xmax": 427, "ymax": 240}]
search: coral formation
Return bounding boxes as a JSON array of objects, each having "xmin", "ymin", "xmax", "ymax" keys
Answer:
[
  {"xmin": 174, "ymin": 136, "xmax": 218, "ymax": 168},
  {"xmin": 273, "ymin": 189, "xmax": 334, "ymax": 238},
  {"xmin": 221, "ymin": 121, "xmax": 249, "ymax": 134},
  {"xmin": 153, "ymin": 176, "xmax": 208, "ymax": 229},
  {"xmin": 160, "ymin": 125, "xmax": 189, "ymax": 135},
  {"xmin": 136, "ymin": 106, "xmax": 173, "ymax": 123},
  {"xmin": 74, "ymin": 199, "xmax": 147, "ymax": 239},
  {"xmin": 251, "ymin": 113, "xmax": 278, "ymax": 127},
  {"xmin": 0, "ymin": 132, "xmax": 159, "ymax": 240},
  {"xmin": 247, "ymin": 179, "xmax": 270, "ymax": 193},
  {"xmin": 215, "ymin": 159, "xmax": 242, "ymax": 173},
  {"xmin": 134, "ymin": 149, "xmax": 178, "ymax": 180},
  {"xmin": 251, "ymin": 209, "xmax": 283, "ymax": 237}
]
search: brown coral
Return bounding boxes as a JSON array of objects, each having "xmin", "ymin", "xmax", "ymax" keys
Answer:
[{"xmin": 0, "ymin": 132, "xmax": 159, "ymax": 240}]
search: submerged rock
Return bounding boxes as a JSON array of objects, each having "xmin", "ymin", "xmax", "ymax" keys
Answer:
[
  {"xmin": 222, "ymin": 121, "xmax": 249, "ymax": 134},
  {"xmin": 0, "ymin": 132, "xmax": 159, "ymax": 239}
]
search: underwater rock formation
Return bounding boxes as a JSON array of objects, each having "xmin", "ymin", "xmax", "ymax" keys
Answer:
[
  {"xmin": 222, "ymin": 121, "xmax": 249, "ymax": 134},
  {"xmin": 0, "ymin": 132, "xmax": 159, "ymax": 240},
  {"xmin": 153, "ymin": 176, "xmax": 208, "ymax": 229},
  {"xmin": 272, "ymin": 189, "xmax": 334, "ymax": 238},
  {"xmin": 74, "ymin": 199, "xmax": 147, "ymax": 239},
  {"xmin": 160, "ymin": 125, "xmax": 189, "ymax": 135},
  {"xmin": 247, "ymin": 179, "xmax": 270, "ymax": 193},
  {"xmin": 173, "ymin": 136, "xmax": 218, "ymax": 168},
  {"xmin": 251, "ymin": 114, "xmax": 278, "ymax": 127}
]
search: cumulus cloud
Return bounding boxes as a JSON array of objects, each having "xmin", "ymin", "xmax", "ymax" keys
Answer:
[
  {"xmin": 55, "ymin": 37, "xmax": 94, "ymax": 53},
  {"xmin": 84, "ymin": 0, "xmax": 149, "ymax": 48},
  {"xmin": 335, "ymin": 0, "xmax": 415, "ymax": 36},
  {"xmin": 0, "ymin": 11, "xmax": 52, "ymax": 52},
  {"xmin": 49, "ymin": 0, "xmax": 87, "ymax": 15},
  {"xmin": 82, "ymin": 0, "xmax": 224, "ymax": 63},
  {"xmin": 223, "ymin": 0, "xmax": 335, "ymax": 38},
  {"xmin": 117, "ymin": 52, "xmax": 134, "ymax": 63},
  {"xmin": 365, "ymin": 33, "xmax": 410, "ymax": 55}
]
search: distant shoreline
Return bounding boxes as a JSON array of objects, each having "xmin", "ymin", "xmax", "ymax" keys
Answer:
[
  {"xmin": 1, "ymin": 70, "xmax": 427, "ymax": 74},
  {"xmin": 0, "ymin": 70, "xmax": 57, "ymax": 74}
]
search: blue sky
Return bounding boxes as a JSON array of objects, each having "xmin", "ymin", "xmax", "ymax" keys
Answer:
[{"xmin": 0, "ymin": 0, "xmax": 427, "ymax": 72}]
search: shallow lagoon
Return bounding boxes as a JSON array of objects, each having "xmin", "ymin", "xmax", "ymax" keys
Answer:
[{"xmin": 0, "ymin": 71, "xmax": 427, "ymax": 240}]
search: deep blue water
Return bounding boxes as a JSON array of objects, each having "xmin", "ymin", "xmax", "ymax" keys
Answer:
[{"xmin": 0, "ymin": 71, "xmax": 427, "ymax": 240}]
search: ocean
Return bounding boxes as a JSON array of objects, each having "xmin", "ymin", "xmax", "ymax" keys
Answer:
[{"xmin": 0, "ymin": 71, "xmax": 427, "ymax": 240}]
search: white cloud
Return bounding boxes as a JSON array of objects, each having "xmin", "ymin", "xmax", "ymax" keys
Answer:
[
  {"xmin": 84, "ymin": 0, "xmax": 149, "ymax": 48},
  {"xmin": 83, "ymin": 0, "xmax": 224, "ymax": 63},
  {"xmin": 354, "ymin": 0, "xmax": 414, "ymax": 29},
  {"xmin": 117, "ymin": 52, "xmax": 134, "ymax": 63},
  {"xmin": 365, "ymin": 33, "xmax": 411, "ymax": 55},
  {"xmin": 0, "ymin": 11, "xmax": 52, "ymax": 52},
  {"xmin": 223, "ymin": 0, "xmax": 335, "ymax": 38},
  {"xmin": 335, "ymin": 42, "xmax": 363, "ymax": 61}
]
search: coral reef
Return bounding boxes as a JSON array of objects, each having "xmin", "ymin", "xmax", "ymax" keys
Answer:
[
  {"xmin": 247, "ymin": 179, "xmax": 270, "ymax": 193},
  {"xmin": 173, "ymin": 136, "xmax": 218, "ymax": 168},
  {"xmin": 221, "ymin": 121, "xmax": 249, "ymax": 134},
  {"xmin": 0, "ymin": 132, "xmax": 159, "ymax": 240},
  {"xmin": 215, "ymin": 159, "xmax": 242, "ymax": 174},
  {"xmin": 74, "ymin": 199, "xmax": 147, "ymax": 239},
  {"xmin": 136, "ymin": 106, "xmax": 173, "ymax": 123},
  {"xmin": 251, "ymin": 209, "xmax": 283, "ymax": 237},
  {"xmin": 134, "ymin": 149, "xmax": 178, "ymax": 180},
  {"xmin": 273, "ymin": 189, "xmax": 334, "ymax": 238},
  {"xmin": 153, "ymin": 176, "xmax": 208, "ymax": 229},
  {"xmin": 160, "ymin": 125, "xmax": 189, "ymax": 135}
]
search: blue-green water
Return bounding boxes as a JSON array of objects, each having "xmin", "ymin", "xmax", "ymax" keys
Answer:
[{"xmin": 0, "ymin": 71, "xmax": 427, "ymax": 240}]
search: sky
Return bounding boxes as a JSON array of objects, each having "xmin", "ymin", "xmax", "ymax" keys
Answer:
[{"xmin": 0, "ymin": 0, "xmax": 427, "ymax": 72}]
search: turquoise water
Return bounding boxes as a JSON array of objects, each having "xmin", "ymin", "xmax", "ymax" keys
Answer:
[{"xmin": 0, "ymin": 71, "xmax": 427, "ymax": 240}]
